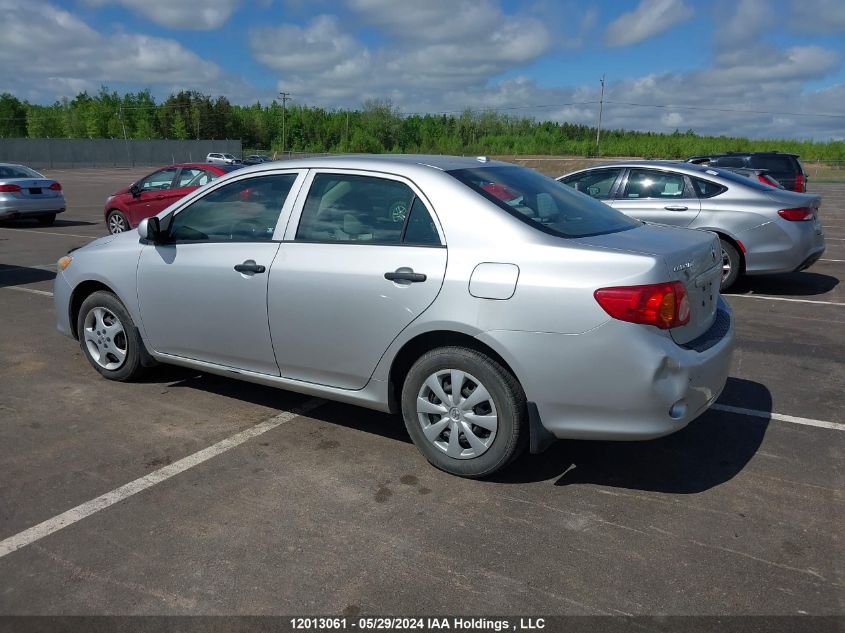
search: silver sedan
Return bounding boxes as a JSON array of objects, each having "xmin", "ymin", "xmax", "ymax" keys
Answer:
[
  {"xmin": 0, "ymin": 163, "xmax": 66, "ymax": 225},
  {"xmin": 54, "ymin": 155, "xmax": 734, "ymax": 478},
  {"xmin": 558, "ymin": 161, "xmax": 826, "ymax": 289}
]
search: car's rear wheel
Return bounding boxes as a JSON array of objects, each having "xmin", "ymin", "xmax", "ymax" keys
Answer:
[
  {"xmin": 719, "ymin": 239, "xmax": 741, "ymax": 291},
  {"xmin": 77, "ymin": 291, "xmax": 146, "ymax": 381},
  {"xmin": 401, "ymin": 346, "xmax": 528, "ymax": 478},
  {"xmin": 36, "ymin": 213, "xmax": 56, "ymax": 226},
  {"xmin": 107, "ymin": 210, "xmax": 129, "ymax": 234}
]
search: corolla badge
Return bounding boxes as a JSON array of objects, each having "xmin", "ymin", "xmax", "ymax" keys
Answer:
[{"xmin": 673, "ymin": 261, "xmax": 693, "ymax": 272}]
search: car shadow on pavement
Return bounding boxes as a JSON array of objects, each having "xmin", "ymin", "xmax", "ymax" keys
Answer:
[
  {"xmin": 726, "ymin": 271, "xmax": 838, "ymax": 297},
  {"xmin": 0, "ymin": 264, "xmax": 56, "ymax": 288},
  {"xmin": 494, "ymin": 377, "xmax": 771, "ymax": 493},
  {"xmin": 0, "ymin": 218, "xmax": 100, "ymax": 228}
]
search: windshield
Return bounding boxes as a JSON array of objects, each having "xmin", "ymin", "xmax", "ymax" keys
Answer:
[
  {"xmin": 448, "ymin": 166, "xmax": 640, "ymax": 238},
  {"xmin": 0, "ymin": 165, "xmax": 44, "ymax": 179}
]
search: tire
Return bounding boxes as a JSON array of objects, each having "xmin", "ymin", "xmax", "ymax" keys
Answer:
[
  {"xmin": 77, "ymin": 290, "xmax": 146, "ymax": 381},
  {"xmin": 719, "ymin": 239, "xmax": 741, "ymax": 291},
  {"xmin": 37, "ymin": 213, "xmax": 56, "ymax": 226},
  {"xmin": 401, "ymin": 346, "xmax": 528, "ymax": 478},
  {"xmin": 106, "ymin": 210, "xmax": 129, "ymax": 234}
]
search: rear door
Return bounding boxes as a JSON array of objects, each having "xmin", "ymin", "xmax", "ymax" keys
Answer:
[
  {"xmin": 611, "ymin": 168, "xmax": 701, "ymax": 227},
  {"xmin": 268, "ymin": 169, "xmax": 447, "ymax": 390}
]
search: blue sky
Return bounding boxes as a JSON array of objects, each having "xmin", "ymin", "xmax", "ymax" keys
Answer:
[{"xmin": 2, "ymin": 0, "xmax": 844, "ymax": 139}]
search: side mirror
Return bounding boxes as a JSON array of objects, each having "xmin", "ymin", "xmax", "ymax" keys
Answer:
[
  {"xmin": 129, "ymin": 184, "xmax": 141, "ymax": 198},
  {"xmin": 138, "ymin": 217, "xmax": 163, "ymax": 243}
]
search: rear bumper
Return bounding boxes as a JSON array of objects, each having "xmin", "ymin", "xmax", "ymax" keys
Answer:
[
  {"xmin": 477, "ymin": 298, "xmax": 735, "ymax": 441},
  {"xmin": 0, "ymin": 197, "xmax": 66, "ymax": 219},
  {"xmin": 740, "ymin": 220, "xmax": 825, "ymax": 275}
]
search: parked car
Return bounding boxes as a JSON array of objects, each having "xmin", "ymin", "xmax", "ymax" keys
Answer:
[
  {"xmin": 718, "ymin": 167, "xmax": 784, "ymax": 189},
  {"xmin": 0, "ymin": 163, "xmax": 65, "ymax": 225},
  {"xmin": 243, "ymin": 155, "xmax": 273, "ymax": 166},
  {"xmin": 206, "ymin": 153, "xmax": 240, "ymax": 165},
  {"xmin": 558, "ymin": 161, "xmax": 825, "ymax": 289},
  {"xmin": 103, "ymin": 163, "xmax": 242, "ymax": 234},
  {"xmin": 55, "ymin": 155, "xmax": 734, "ymax": 478},
  {"xmin": 687, "ymin": 152, "xmax": 807, "ymax": 192}
]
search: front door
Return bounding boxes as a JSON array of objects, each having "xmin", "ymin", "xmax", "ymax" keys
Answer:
[
  {"xmin": 137, "ymin": 171, "xmax": 303, "ymax": 375},
  {"xmin": 268, "ymin": 170, "xmax": 447, "ymax": 390},
  {"xmin": 611, "ymin": 168, "xmax": 701, "ymax": 227}
]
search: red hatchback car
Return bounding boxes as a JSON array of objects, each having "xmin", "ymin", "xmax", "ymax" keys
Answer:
[{"xmin": 103, "ymin": 163, "xmax": 242, "ymax": 234}]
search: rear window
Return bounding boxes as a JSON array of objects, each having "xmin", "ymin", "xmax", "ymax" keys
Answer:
[
  {"xmin": 700, "ymin": 167, "xmax": 774, "ymax": 191},
  {"xmin": 748, "ymin": 155, "xmax": 797, "ymax": 174},
  {"xmin": 0, "ymin": 165, "xmax": 43, "ymax": 179},
  {"xmin": 713, "ymin": 156, "xmax": 747, "ymax": 168},
  {"xmin": 448, "ymin": 166, "xmax": 639, "ymax": 238}
]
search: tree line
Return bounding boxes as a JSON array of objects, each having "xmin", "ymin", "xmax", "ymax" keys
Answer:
[{"xmin": 1, "ymin": 88, "xmax": 842, "ymax": 160}]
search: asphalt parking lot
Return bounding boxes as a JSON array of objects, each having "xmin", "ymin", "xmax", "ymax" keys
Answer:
[{"xmin": 0, "ymin": 167, "xmax": 842, "ymax": 617}]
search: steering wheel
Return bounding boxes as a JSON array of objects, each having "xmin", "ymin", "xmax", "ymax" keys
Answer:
[{"xmin": 229, "ymin": 218, "xmax": 267, "ymax": 240}]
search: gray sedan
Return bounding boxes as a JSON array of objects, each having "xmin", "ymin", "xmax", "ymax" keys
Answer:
[
  {"xmin": 0, "ymin": 163, "xmax": 66, "ymax": 225},
  {"xmin": 558, "ymin": 161, "xmax": 825, "ymax": 289},
  {"xmin": 54, "ymin": 155, "xmax": 733, "ymax": 478}
]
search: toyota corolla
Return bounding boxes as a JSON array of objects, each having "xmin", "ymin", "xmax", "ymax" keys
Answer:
[{"xmin": 54, "ymin": 155, "xmax": 734, "ymax": 478}]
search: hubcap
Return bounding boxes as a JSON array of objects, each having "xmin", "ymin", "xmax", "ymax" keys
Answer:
[
  {"xmin": 721, "ymin": 247, "xmax": 731, "ymax": 282},
  {"xmin": 108, "ymin": 214, "xmax": 127, "ymax": 234},
  {"xmin": 83, "ymin": 307, "xmax": 128, "ymax": 370},
  {"xmin": 416, "ymin": 369, "xmax": 498, "ymax": 459}
]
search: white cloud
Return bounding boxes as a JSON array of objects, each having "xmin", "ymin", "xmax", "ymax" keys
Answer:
[
  {"xmin": 790, "ymin": 0, "xmax": 845, "ymax": 32},
  {"xmin": 604, "ymin": 0, "xmax": 694, "ymax": 47},
  {"xmin": 0, "ymin": 0, "xmax": 253, "ymax": 101},
  {"xmin": 251, "ymin": 15, "xmax": 363, "ymax": 73},
  {"xmin": 84, "ymin": 0, "xmax": 241, "ymax": 30}
]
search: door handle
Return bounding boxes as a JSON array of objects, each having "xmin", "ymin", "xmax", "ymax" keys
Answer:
[
  {"xmin": 234, "ymin": 261, "xmax": 266, "ymax": 274},
  {"xmin": 664, "ymin": 205, "xmax": 688, "ymax": 211},
  {"xmin": 384, "ymin": 270, "xmax": 426, "ymax": 283}
]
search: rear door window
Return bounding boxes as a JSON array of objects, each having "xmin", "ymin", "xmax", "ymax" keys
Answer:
[{"xmin": 623, "ymin": 169, "xmax": 690, "ymax": 199}]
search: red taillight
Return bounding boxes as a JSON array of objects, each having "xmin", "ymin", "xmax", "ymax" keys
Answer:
[
  {"xmin": 778, "ymin": 207, "xmax": 814, "ymax": 221},
  {"xmin": 594, "ymin": 281, "xmax": 691, "ymax": 330},
  {"xmin": 793, "ymin": 173, "xmax": 805, "ymax": 192},
  {"xmin": 49, "ymin": 182, "xmax": 62, "ymax": 191},
  {"xmin": 757, "ymin": 174, "xmax": 778, "ymax": 187},
  {"xmin": 0, "ymin": 184, "xmax": 22, "ymax": 193}
]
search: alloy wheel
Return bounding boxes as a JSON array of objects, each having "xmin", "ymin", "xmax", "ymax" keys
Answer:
[
  {"xmin": 108, "ymin": 213, "xmax": 127, "ymax": 234},
  {"xmin": 83, "ymin": 307, "xmax": 128, "ymax": 370}
]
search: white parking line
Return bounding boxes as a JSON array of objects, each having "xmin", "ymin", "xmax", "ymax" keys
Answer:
[
  {"xmin": 0, "ymin": 227, "xmax": 96, "ymax": 239},
  {"xmin": 820, "ymin": 259, "xmax": 845, "ymax": 263},
  {"xmin": 0, "ymin": 397, "xmax": 325, "ymax": 559},
  {"xmin": 2, "ymin": 286, "xmax": 53, "ymax": 297},
  {"xmin": 712, "ymin": 404, "xmax": 845, "ymax": 431},
  {"xmin": 727, "ymin": 294, "xmax": 845, "ymax": 307}
]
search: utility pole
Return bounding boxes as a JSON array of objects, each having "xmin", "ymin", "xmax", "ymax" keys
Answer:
[
  {"xmin": 595, "ymin": 74, "xmax": 605, "ymax": 157},
  {"xmin": 278, "ymin": 91, "xmax": 292, "ymax": 156}
]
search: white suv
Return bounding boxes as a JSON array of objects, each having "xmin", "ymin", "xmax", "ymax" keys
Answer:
[{"xmin": 206, "ymin": 153, "xmax": 239, "ymax": 165}]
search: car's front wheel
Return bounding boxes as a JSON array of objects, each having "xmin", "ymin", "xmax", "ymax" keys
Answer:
[
  {"xmin": 77, "ymin": 291, "xmax": 146, "ymax": 381},
  {"xmin": 401, "ymin": 346, "xmax": 528, "ymax": 478},
  {"xmin": 106, "ymin": 210, "xmax": 129, "ymax": 234}
]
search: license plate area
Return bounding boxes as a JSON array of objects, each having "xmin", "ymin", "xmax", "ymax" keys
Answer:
[{"xmin": 28, "ymin": 188, "xmax": 42, "ymax": 195}]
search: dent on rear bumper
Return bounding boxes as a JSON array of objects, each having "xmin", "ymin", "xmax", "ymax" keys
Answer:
[{"xmin": 477, "ymin": 300, "xmax": 735, "ymax": 441}]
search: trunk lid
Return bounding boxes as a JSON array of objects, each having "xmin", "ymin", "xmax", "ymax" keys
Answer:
[
  {"xmin": 2, "ymin": 178, "xmax": 62, "ymax": 199},
  {"xmin": 576, "ymin": 224, "xmax": 722, "ymax": 345}
]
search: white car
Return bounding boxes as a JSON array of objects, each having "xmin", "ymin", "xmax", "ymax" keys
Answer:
[{"xmin": 206, "ymin": 153, "xmax": 240, "ymax": 165}]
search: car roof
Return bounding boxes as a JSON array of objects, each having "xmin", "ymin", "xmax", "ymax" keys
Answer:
[
  {"xmin": 690, "ymin": 151, "xmax": 799, "ymax": 158},
  {"xmin": 235, "ymin": 154, "xmax": 512, "ymax": 172}
]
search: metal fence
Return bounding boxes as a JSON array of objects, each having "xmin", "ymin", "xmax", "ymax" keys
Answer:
[{"xmin": 0, "ymin": 138, "xmax": 242, "ymax": 169}]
